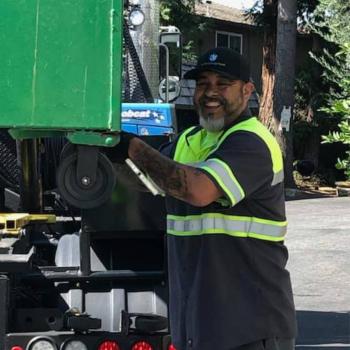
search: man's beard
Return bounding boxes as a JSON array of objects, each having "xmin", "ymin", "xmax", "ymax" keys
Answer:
[
  {"xmin": 199, "ymin": 114, "xmax": 225, "ymax": 132},
  {"xmin": 197, "ymin": 94, "xmax": 243, "ymax": 132}
]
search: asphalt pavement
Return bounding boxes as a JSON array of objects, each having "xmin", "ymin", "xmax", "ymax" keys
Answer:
[{"xmin": 286, "ymin": 197, "xmax": 350, "ymax": 349}]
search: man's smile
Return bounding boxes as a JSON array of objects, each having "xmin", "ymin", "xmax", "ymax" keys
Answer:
[
  {"xmin": 204, "ymin": 101, "xmax": 222, "ymax": 108},
  {"xmin": 200, "ymin": 97, "xmax": 225, "ymax": 112}
]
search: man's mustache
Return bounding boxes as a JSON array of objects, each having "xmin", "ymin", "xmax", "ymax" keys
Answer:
[{"xmin": 199, "ymin": 96, "xmax": 227, "ymax": 106}]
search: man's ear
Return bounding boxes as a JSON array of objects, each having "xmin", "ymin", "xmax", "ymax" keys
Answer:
[{"xmin": 243, "ymin": 81, "xmax": 255, "ymax": 99}]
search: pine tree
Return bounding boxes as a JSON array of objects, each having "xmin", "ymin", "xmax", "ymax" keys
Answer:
[{"xmin": 311, "ymin": 0, "xmax": 350, "ymax": 178}]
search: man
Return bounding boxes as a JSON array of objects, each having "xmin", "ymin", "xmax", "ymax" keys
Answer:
[{"xmin": 119, "ymin": 47, "xmax": 297, "ymax": 350}]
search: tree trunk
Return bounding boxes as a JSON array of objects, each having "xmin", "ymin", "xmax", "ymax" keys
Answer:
[
  {"xmin": 259, "ymin": 0, "xmax": 278, "ymax": 129},
  {"xmin": 273, "ymin": 0, "xmax": 297, "ymax": 188}
]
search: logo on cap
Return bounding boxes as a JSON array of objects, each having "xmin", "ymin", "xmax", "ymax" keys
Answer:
[{"xmin": 209, "ymin": 53, "xmax": 218, "ymax": 62}]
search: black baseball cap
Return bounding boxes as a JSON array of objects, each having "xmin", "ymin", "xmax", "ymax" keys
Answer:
[{"xmin": 184, "ymin": 47, "xmax": 251, "ymax": 82}]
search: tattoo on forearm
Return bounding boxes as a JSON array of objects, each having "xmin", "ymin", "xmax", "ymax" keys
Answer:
[{"xmin": 131, "ymin": 143, "xmax": 190, "ymax": 200}]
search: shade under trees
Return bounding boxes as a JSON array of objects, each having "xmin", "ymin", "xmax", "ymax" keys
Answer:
[{"xmin": 312, "ymin": 0, "xmax": 350, "ymax": 179}]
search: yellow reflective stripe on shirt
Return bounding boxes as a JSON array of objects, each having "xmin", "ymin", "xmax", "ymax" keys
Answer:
[
  {"xmin": 167, "ymin": 213, "xmax": 287, "ymax": 242},
  {"xmin": 173, "ymin": 118, "xmax": 284, "ymax": 186},
  {"xmin": 272, "ymin": 169, "xmax": 284, "ymax": 186},
  {"xmin": 213, "ymin": 117, "xmax": 284, "ymax": 186},
  {"xmin": 193, "ymin": 158, "xmax": 245, "ymax": 206}
]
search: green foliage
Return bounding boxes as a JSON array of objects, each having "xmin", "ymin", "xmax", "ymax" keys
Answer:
[
  {"xmin": 297, "ymin": 0, "xmax": 320, "ymax": 28},
  {"xmin": 160, "ymin": 5, "xmax": 171, "ymax": 21},
  {"xmin": 246, "ymin": 0, "xmax": 319, "ymax": 30},
  {"xmin": 312, "ymin": 0, "xmax": 350, "ymax": 178},
  {"xmin": 159, "ymin": 0, "xmax": 212, "ymax": 62},
  {"xmin": 294, "ymin": 59, "xmax": 328, "ymax": 122},
  {"xmin": 292, "ymin": 47, "xmax": 336, "ymax": 162},
  {"xmin": 244, "ymin": 1, "xmax": 272, "ymax": 27},
  {"xmin": 310, "ymin": 0, "xmax": 350, "ymax": 44},
  {"xmin": 182, "ymin": 40, "xmax": 197, "ymax": 62},
  {"xmin": 160, "ymin": 0, "xmax": 196, "ymax": 25},
  {"xmin": 321, "ymin": 92, "xmax": 350, "ymax": 177}
]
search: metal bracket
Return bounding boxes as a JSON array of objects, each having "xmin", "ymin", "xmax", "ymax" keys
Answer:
[
  {"xmin": 0, "ymin": 213, "xmax": 56, "ymax": 236},
  {"xmin": 76, "ymin": 146, "xmax": 99, "ymax": 188}
]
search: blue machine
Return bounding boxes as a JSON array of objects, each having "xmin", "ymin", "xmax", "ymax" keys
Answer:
[{"xmin": 121, "ymin": 103, "xmax": 177, "ymax": 136}]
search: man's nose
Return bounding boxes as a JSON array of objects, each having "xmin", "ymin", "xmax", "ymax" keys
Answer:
[{"xmin": 203, "ymin": 84, "xmax": 219, "ymax": 97}]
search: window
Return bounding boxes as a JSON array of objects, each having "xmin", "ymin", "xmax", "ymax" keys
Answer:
[{"xmin": 215, "ymin": 31, "xmax": 243, "ymax": 53}]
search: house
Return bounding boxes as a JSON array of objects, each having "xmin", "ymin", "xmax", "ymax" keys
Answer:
[
  {"xmin": 175, "ymin": 1, "xmax": 313, "ymax": 123},
  {"xmin": 191, "ymin": 2, "xmax": 262, "ymax": 86}
]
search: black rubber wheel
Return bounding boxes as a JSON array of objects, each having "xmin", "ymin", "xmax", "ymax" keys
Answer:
[
  {"xmin": 59, "ymin": 142, "xmax": 76, "ymax": 163},
  {"xmin": 57, "ymin": 151, "xmax": 116, "ymax": 209}
]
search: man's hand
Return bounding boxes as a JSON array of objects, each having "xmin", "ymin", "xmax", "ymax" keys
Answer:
[{"xmin": 103, "ymin": 131, "xmax": 137, "ymax": 163}]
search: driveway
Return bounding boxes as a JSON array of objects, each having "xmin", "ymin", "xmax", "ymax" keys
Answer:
[{"xmin": 286, "ymin": 197, "xmax": 350, "ymax": 349}]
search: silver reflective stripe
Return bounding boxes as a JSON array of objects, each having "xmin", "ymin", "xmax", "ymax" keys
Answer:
[
  {"xmin": 167, "ymin": 216, "xmax": 287, "ymax": 238},
  {"xmin": 272, "ymin": 170, "xmax": 284, "ymax": 186},
  {"xmin": 193, "ymin": 159, "xmax": 244, "ymax": 205}
]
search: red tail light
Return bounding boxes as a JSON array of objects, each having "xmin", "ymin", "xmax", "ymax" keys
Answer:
[
  {"xmin": 168, "ymin": 345, "xmax": 177, "ymax": 350},
  {"xmin": 11, "ymin": 347, "xmax": 24, "ymax": 350},
  {"xmin": 132, "ymin": 341, "xmax": 154, "ymax": 350},
  {"xmin": 98, "ymin": 340, "xmax": 120, "ymax": 350}
]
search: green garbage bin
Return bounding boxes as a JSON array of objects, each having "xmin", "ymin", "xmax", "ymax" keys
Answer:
[{"xmin": 0, "ymin": 0, "xmax": 123, "ymax": 144}]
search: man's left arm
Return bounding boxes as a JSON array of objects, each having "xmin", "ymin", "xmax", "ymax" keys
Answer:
[{"xmin": 128, "ymin": 137, "xmax": 223, "ymax": 207}]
